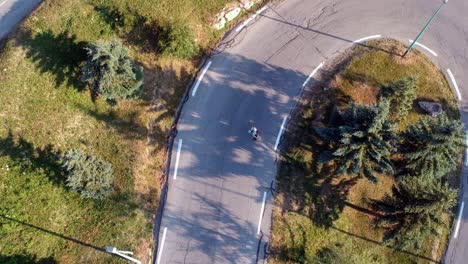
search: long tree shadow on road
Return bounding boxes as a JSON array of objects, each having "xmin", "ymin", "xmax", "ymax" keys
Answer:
[{"xmin": 161, "ymin": 193, "xmax": 260, "ymax": 263}]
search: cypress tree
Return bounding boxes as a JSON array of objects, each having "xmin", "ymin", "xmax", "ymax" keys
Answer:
[
  {"xmin": 81, "ymin": 40, "xmax": 144, "ymax": 103},
  {"xmin": 316, "ymin": 100, "xmax": 396, "ymax": 183},
  {"xmin": 403, "ymin": 113, "xmax": 463, "ymax": 179},
  {"xmin": 373, "ymin": 176, "xmax": 456, "ymax": 251}
]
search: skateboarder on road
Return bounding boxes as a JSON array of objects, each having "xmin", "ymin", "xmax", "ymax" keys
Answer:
[{"xmin": 248, "ymin": 126, "xmax": 259, "ymax": 140}]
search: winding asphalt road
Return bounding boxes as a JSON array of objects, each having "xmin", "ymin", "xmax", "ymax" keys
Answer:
[
  {"xmin": 2, "ymin": 0, "xmax": 465, "ymax": 263},
  {"xmin": 0, "ymin": 0, "xmax": 41, "ymax": 40},
  {"xmin": 156, "ymin": 0, "xmax": 468, "ymax": 263}
]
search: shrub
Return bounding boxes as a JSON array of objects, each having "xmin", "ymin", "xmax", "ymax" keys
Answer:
[
  {"xmin": 81, "ymin": 40, "xmax": 144, "ymax": 103},
  {"xmin": 159, "ymin": 23, "xmax": 199, "ymax": 59},
  {"xmin": 62, "ymin": 149, "xmax": 114, "ymax": 199}
]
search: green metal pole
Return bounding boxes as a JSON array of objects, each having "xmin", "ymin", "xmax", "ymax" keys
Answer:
[{"xmin": 402, "ymin": 0, "xmax": 448, "ymax": 58}]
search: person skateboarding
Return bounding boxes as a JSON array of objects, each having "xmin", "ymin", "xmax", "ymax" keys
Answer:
[{"xmin": 248, "ymin": 126, "xmax": 259, "ymax": 140}]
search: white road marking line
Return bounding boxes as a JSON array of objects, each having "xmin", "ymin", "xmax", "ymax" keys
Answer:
[
  {"xmin": 156, "ymin": 227, "xmax": 168, "ymax": 264},
  {"xmin": 192, "ymin": 61, "xmax": 212, "ymax": 97},
  {"xmin": 408, "ymin": 39, "xmax": 438, "ymax": 57},
  {"xmin": 173, "ymin": 139, "xmax": 183, "ymax": 180},
  {"xmin": 257, "ymin": 191, "xmax": 267, "ymax": 235},
  {"xmin": 274, "ymin": 117, "xmax": 287, "ymax": 151},
  {"xmin": 235, "ymin": 6, "xmax": 268, "ymax": 32},
  {"xmin": 454, "ymin": 202, "xmax": 464, "ymax": 239},
  {"xmin": 447, "ymin": 69, "xmax": 462, "ymax": 101},
  {"xmin": 352, "ymin": 35, "xmax": 381, "ymax": 44},
  {"xmin": 465, "ymin": 149, "xmax": 468, "ymax": 166},
  {"xmin": 302, "ymin": 62, "xmax": 324, "ymax": 87}
]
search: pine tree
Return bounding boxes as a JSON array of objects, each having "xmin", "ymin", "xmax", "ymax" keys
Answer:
[
  {"xmin": 380, "ymin": 76, "xmax": 418, "ymax": 121},
  {"xmin": 316, "ymin": 100, "xmax": 396, "ymax": 183},
  {"xmin": 81, "ymin": 40, "xmax": 144, "ymax": 103},
  {"xmin": 373, "ymin": 176, "xmax": 456, "ymax": 251},
  {"xmin": 403, "ymin": 113, "xmax": 463, "ymax": 179},
  {"xmin": 62, "ymin": 149, "xmax": 114, "ymax": 199}
]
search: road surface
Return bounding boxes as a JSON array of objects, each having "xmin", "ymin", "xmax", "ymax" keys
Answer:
[
  {"xmin": 153, "ymin": 0, "xmax": 468, "ymax": 263},
  {"xmin": 0, "ymin": 0, "xmax": 42, "ymax": 40}
]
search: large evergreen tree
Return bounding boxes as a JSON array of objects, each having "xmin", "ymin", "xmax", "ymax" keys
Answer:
[
  {"xmin": 81, "ymin": 40, "xmax": 144, "ymax": 102},
  {"xmin": 316, "ymin": 100, "xmax": 396, "ymax": 183},
  {"xmin": 62, "ymin": 149, "xmax": 114, "ymax": 199},
  {"xmin": 403, "ymin": 113, "xmax": 463, "ymax": 179},
  {"xmin": 373, "ymin": 176, "xmax": 456, "ymax": 251},
  {"xmin": 380, "ymin": 76, "xmax": 418, "ymax": 121}
]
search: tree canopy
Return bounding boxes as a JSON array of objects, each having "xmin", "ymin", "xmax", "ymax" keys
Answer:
[
  {"xmin": 316, "ymin": 100, "xmax": 396, "ymax": 183},
  {"xmin": 373, "ymin": 176, "xmax": 457, "ymax": 251},
  {"xmin": 62, "ymin": 149, "xmax": 114, "ymax": 199},
  {"xmin": 380, "ymin": 76, "xmax": 418, "ymax": 121},
  {"xmin": 81, "ymin": 40, "xmax": 144, "ymax": 103},
  {"xmin": 403, "ymin": 113, "xmax": 463, "ymax": 179}
]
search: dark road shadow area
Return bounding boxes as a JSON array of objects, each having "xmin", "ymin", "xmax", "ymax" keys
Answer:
[
  {"xmin": 155, "ymin": 50, "xmax": 309, "ymax": 262},
  {"xmin": 162, "ymin": 193, "xmax": 258, "ymax": 263}
]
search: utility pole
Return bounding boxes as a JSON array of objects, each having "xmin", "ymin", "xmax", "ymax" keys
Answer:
[{"xmin": 403, "ymin": 0, "xmax": 448, "ymax": 58}]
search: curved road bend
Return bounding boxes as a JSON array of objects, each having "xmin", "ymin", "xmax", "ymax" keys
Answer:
[
  {"xmin": 0, "ymin": 0, "xmax": 42, "ymax": 40},
  {"xmin": 154, "ymin": 0, "xmax": 468, "ymax": 263}
]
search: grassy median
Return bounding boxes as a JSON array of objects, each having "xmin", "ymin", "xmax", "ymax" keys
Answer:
[
  {"xmin": 0, "ymin": 0, "xmax": 233, "ymax": 262},
  {"xmin": 269, "ymin": 39, "xmax": 459, "ymax": 264}
]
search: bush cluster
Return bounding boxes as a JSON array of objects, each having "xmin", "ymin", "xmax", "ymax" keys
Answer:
[
  {"xmin": 81, "ymin": 40, "xmax": 144, "ymax": 103},
  {"xmin": 158, "ymin": 23, "xmax": 199, "ymax": 59},
  {"xmin": 62, "ymin": 149, "xmax": 114, "ymax": 200}
]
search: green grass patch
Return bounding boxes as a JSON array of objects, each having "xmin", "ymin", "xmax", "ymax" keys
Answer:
[
  {"xmin": 0, "ymin": 0, "xmax": 238, "ymax": 262},
  {"xmin": 269, "ymin": 39, "xmax": 459, "ymax": 264}
]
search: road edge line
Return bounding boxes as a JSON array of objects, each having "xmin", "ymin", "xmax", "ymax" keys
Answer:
[
  {"xmin": 408, "ymin": 39, "xmax": 438, "ymax": 57},
  {"xmin": 173, "ymin": 139, "xmax": 183, "ymax": 180},
  {"xmin": 257, "ymin": 192, "xmax": 267, "ymax": 235},
  {"xmin": 192, "ymin": 61, "xmax": 212, "ymax": 97},
  {"xmin": 156, "ymin": 227, "xmax": 168, "ymax": 264},
  {"xmin": 352, "ymin": 35, "xmax": 381, "ymax": 44},
  {"xmin": 274, "ymin": 117, "xmax": 287, "ymax": 151},
  {"xmin": 447, "ymin": 69, "xmax": 462, "ymax": 101},
  {"xmin": 454, "ymin": 202, "xmax": 464, "ymax": 239},
  {"xmin": 236, "ymin": 6, "xmax": 268, "ymax": 32},
  {"xmin": 302, "ymin": 62, "xmax": 324, "ymax": 88}
]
